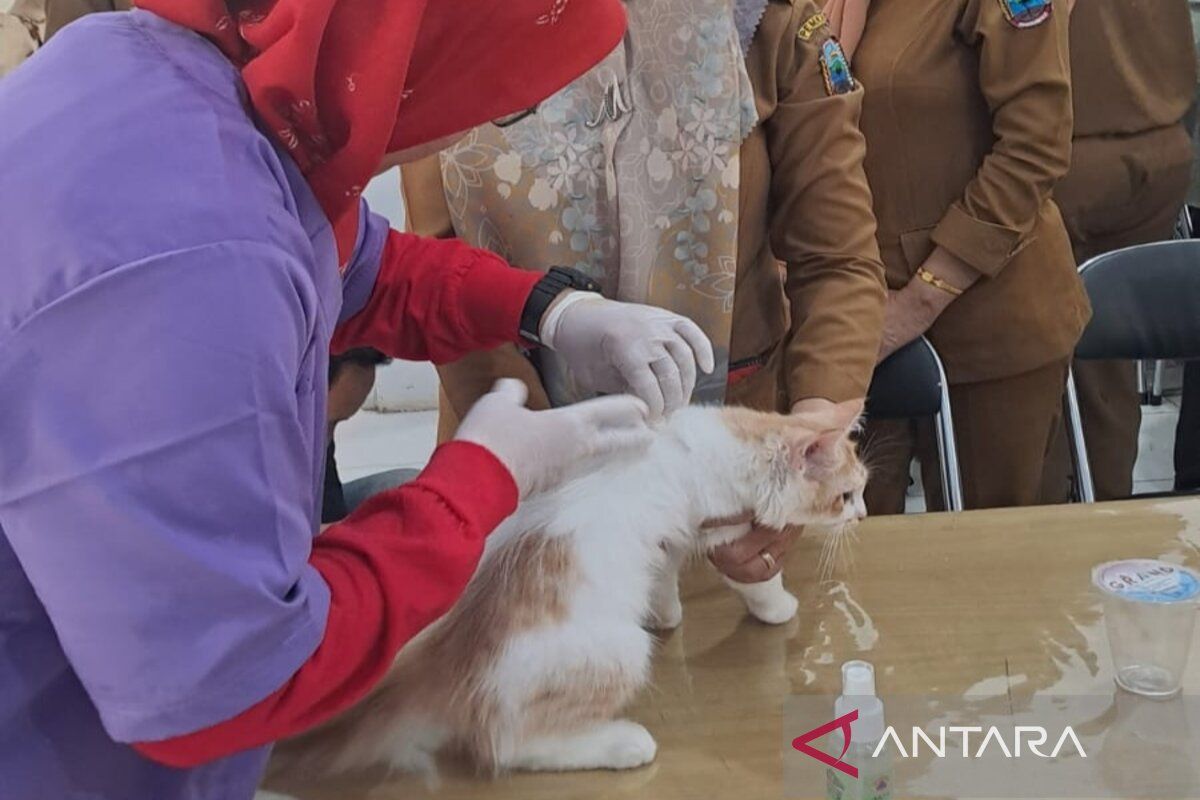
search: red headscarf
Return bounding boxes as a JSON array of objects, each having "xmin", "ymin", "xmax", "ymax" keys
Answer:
[{"xmin": 135, "ymin": 0, "xmax": 627, "ymax": 264}]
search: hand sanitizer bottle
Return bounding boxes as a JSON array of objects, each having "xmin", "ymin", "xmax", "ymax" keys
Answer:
[{"xmin": 826, "ymin": 660, "xmax": 892, "ymax": 800}]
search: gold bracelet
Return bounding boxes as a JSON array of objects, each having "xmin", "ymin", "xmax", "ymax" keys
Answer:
[{"xmin": 916, "ymin": 267, "xmax": 964, "ymax": 297}]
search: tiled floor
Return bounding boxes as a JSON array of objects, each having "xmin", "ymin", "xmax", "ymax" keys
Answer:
[
  {"xmin": 336, "ymin": 392, "xmax": 1186, "ymax": 507},
  {"xmin": 1134, "ymin": 395, "xmax": 1184, "ymax": 493},
  {"xmin": 334, "ymin": 409, "xmax": 438, "ymax": 482}
]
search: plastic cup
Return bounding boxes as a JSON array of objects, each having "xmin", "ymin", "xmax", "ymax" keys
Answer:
[{"xmin": 1093, "ymin": 560, "xmax": 1200, "ymax": 699}]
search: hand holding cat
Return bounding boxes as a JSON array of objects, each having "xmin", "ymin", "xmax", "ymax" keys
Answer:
[
  {"xmin": 454, "ymin": 379, "xmax": 653, "ymax": 496},
  {"xmin": 709, "ymin": 525, "xmax": 801, "ymax": 583},
  {"xmin": 544, "ymin": 295, "xmax": 716, "ymax": 419}
]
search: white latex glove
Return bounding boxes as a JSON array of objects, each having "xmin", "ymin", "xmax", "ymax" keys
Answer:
[
  {"xmin": 454, "ymin": 379, "xmax": 653, "ymax": 496},
  {"xmin": 543, "ymin": 293, "xmax": 716, "ymax": 418}
]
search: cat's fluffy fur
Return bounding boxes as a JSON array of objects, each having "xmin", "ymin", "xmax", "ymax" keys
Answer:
[{"xmin": 273, "ymin": 403, "xmax": 867, "ymax": 777}]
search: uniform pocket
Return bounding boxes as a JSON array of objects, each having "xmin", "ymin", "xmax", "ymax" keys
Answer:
[
  {"xmin": 1090, "ymin": 135, "xmax": 1193, "ymax": 240},
  {"xmin": 1131, "ymin": 126, "xmax": 1195, "ymax": 200}
]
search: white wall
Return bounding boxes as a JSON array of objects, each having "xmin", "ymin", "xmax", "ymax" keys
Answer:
[{"xmin": 360, "ymin": 168, "xmax": 439, "ymax": 412}]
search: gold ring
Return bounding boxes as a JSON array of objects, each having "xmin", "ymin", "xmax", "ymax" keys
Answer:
[{"xmin": 760, "ymin": 552, "xmax": 777, "ymax": 572}]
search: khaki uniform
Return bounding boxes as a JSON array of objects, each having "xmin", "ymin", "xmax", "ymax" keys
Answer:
[
  {"xmin": 854, "ymin": 0, "xmax": 1090, "ymax": 513},
  {"xmin": 403, "ymin": 0, "xmax": 886, "ymax": 433},
  {"xmin": 1042, "ymin": 0, "xmax": 1197, "ymax": 502}
]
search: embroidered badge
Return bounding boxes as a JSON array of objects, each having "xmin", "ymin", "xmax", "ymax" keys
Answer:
[
  {"xmin": 798, "ymin": 12, "xmax": 828, "ymax": 41},
  {"xmin": 819, "ymin": 39, "xmax": 855, "ymax": 96},
  {"xmin": 998, "ymin": 0, "xmax": 1052, "ymax": 29}
]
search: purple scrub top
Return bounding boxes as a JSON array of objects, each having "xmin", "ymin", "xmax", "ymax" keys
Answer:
[{"xmin": 0, "ymin": 10, "xmax": 390, "ymax": 799}]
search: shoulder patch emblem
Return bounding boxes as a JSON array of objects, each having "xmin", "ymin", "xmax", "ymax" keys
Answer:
[
  {"xmin": 819, "ymin": 38, "xmax": 855, "ymax": 96},
  {"xmin": 998, "ymin": 0, "xmax": 1052, "ymax": 29},
  {"xmin": 798, "ymin": 12, "xmax": 828, "ymax": 41}
]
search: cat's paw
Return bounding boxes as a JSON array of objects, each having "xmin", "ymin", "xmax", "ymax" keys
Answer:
[
  {"xmin": 746, "ymin": 589, "xmax": 799, "ymax": 625},
  {"xmin": 724, "ymin": 573, "xmax": 800, "ymax": 626},
  {"xmin": 602, "ymin": 721, "xmax": 658, "ymax": 770},
  {"xmin": 646, "ymin": 596, "xmax": 683, "ymax": 630}
]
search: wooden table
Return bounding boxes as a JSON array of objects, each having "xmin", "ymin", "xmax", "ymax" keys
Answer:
[{"xmin": 265, "ymin": 498, "xmax": 1200, "ymax": 800}]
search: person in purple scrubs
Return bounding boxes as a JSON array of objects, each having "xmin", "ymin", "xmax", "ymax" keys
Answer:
[{"xmin": 0, "ymin": 2, "xmax": 716, "ymax": 798}]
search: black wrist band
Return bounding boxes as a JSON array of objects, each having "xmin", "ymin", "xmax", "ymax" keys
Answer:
[{"xmin": 519, "ymin": 267, "xmax": 602, "ymax": 344}]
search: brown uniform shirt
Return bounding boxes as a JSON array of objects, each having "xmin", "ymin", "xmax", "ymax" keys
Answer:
[
  {"xmin": 1057, "ymin": 0, "xmax": 1196, "ymax": 264},
  {"xmin": 403, "ymin": 0, "xmax": 886, "ymax": 419},
  {"xmin": 1071, "ymin": 0, "xmax": 1196, "ymax": 138},
  {"xmin": 856, "ymin": 0, "xmax": 1090, "ymax": 384}
]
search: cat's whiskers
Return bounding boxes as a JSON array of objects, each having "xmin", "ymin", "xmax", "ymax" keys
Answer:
[
  {"xmin": 817, "ymin": 525, "xmax": 839, "ymax": 582},
  {"xmin": 817, "ymin": 520, "xmax": 860, "ymax": 582}
]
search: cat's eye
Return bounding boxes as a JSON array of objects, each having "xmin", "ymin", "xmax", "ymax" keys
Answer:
[{"xmin": 841, "ymin": 491, "xmax": 853, "ymax": 503}]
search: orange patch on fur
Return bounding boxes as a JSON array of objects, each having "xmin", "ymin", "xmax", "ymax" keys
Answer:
[{"xmin": 520, "ymin": 664, "xmax": 642, "ymax": 739}]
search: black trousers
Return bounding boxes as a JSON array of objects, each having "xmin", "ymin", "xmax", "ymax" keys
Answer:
[{"xmin": 1176, "ymin": 361, "xmax": 1200, "ymax": 491}]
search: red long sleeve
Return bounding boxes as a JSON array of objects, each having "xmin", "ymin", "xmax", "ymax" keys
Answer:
[
  {"xmin": 331, "ymin": 229, "xmax": 540, "ymax": 362},
  {"xmin": 133, "ymin": 441, "xmax": 517, "ymax": 768}
]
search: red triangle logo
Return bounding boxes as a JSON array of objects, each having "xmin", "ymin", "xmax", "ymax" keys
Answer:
[{"xmin": 791, "ymin": 709, "xmax": 859, "ymax": 779}]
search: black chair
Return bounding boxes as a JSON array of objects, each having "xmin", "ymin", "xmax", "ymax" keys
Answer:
[
  {"xmin": 1066, "ymin": 239, "xmax": 1200, "ymax": 501},
  {"xmin": 1138, "ymin": 207, "xmax": 1194, "ymax": 405},
  {"xmin": 865, "ymin": 336, "xmax": 964, "ymax": 511}
]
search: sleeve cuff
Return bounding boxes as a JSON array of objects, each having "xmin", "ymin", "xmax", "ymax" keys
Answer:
[
  {"xmin": 411, "ymin": 440, "xmax": 520, "ymax": 536},
  {"xmin": 788, "ymin": 366, "xmax": 871, "ymax": 407},
  {"xmin": 454, "ymin": 254, "xmax": 541, "ymax": 347},
  {"xmin": 930, "ymin": 203, "xmax": 1027, "ymax": 277}
]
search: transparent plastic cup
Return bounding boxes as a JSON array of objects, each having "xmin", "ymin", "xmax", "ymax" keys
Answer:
[{"xmin": 1093, "ymin": 560, "xmax": 1200, "ymax": 699}]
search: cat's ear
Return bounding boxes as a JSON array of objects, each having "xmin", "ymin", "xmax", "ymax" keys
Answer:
[
  {"xmin": 788, "ymin": 399, "xmax": 863, "ymax": 471},
  {"xmin": 783, "ymin": 426, "xmax": 824, "ymax": 472}
]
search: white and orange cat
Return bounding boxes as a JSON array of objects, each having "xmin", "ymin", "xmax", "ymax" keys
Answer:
[{"xmin": 273, "ymin": 402, "xmax": 867, "ymax": 778}]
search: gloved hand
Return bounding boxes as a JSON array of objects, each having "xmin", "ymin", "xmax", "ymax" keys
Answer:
[
  {"xmin": 454, "ymin": 379, "xmax": 653, "ymax": 496},
  {"xmin": 543, "ymin": 294, "xmax": 715, "ymax": 418}
]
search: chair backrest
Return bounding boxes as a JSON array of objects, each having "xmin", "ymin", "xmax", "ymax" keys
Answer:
[
  {"xmin": 1075, "ymin": 240, "xmax": 1200, "ymax": 361},
  {"xmin": 865, "ymin": 337, "xmax": 944, "ymax": 420}
]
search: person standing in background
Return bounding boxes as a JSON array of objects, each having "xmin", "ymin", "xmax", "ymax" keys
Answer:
[
  {"xmin": 850, "ymin": 0, "xmax": 1091, "ymax": 513},
  {"xmin": 401, "ymin": 0, "xmax": 887, "ymax": 584},
  {"xmin": 1041, "ymin": 0, "xmax": 1197, "ymax": 503}
]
